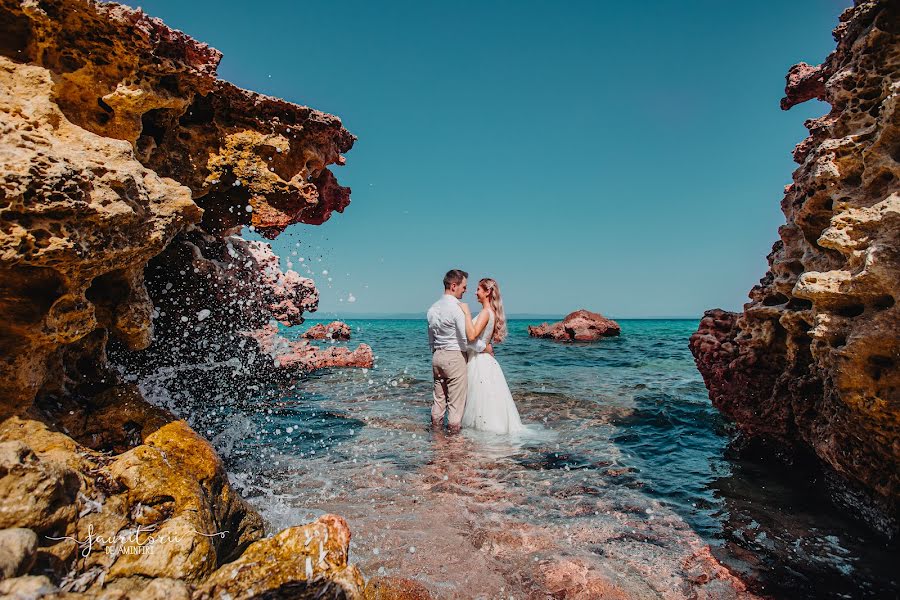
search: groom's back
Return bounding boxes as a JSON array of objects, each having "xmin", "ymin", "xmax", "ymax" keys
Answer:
[{"xmin": 427, "ymin": 295, "xmax": 464, "ymax": 351}]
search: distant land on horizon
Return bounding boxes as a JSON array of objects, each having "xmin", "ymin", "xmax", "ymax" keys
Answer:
[{"xmin": 300, "ymin": 311, "xmax": 703, "ymax": 321}]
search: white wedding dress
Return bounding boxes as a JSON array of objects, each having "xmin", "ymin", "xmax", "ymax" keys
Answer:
[{"xmin": 461, "ymin": 310, "xmax": 525, "ymax": 434}]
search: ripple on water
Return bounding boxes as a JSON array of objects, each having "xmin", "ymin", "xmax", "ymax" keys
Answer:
[{"xmin": 143, "ymin": 319, "xmax": 898, "ymax": 598}]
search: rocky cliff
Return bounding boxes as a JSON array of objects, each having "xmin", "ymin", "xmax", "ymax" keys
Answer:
[
  {"xmin": 0, "ymin": 0, "xmax": 371, "ymax": 596},
  {"xmin": 690, "ymin": 0, "xmax": 899, "ymax": 536}
]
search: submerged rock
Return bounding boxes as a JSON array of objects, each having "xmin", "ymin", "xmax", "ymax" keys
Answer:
[
  {"xmin": 528, "ymin": 310, "xmax": 621, "ymax": 341},
  {"xmin": 689, "ymin": 0, "xmax": 899, "ymax": 536},
  {"xmin": 303, "ymin": 321, "xmax": 353, "ymax": 341}
]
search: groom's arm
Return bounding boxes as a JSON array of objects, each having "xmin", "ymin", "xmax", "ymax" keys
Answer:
[
  {"xmin": 427, "ymin": 321, "xmax": 435, "ymax": 353},
  {"xmin": 453, "ymin": 304, "xmax": 469, "ymax": 347}
]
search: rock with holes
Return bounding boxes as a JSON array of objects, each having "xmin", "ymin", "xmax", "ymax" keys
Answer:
[
  {"xmin": 0, "ymin": 2, "xmax": 368, "ymax": 596},
  {"xmin": 689, "ymin": 0, "xmax": 899, "ymax": 535},
  {"xmin": 0, "ymin": 0, "xmax": 356, "ymax": 419},
  {"xmin": 0, "ymin": 54, "xmax": 201, "ymax": 419}
]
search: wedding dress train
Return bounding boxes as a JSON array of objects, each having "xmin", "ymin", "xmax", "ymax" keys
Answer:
[{"xmin": 461, "ymin": 311, "xmax": 524, "ymax": 434}]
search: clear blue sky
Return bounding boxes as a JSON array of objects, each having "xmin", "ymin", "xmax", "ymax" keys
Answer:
[{"xmin": 138, "ymin": 0, "xmax": 848, "ymax": 318}]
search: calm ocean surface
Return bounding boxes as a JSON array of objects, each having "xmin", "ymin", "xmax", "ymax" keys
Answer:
[{"xmin": 145, "ymin": 318, "xmax": 898, "ymax": 598}]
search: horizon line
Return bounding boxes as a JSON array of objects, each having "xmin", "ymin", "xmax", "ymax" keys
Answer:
[{"xmin": 300, "ymin": 312, "xmax": 703, "ymax": 321}]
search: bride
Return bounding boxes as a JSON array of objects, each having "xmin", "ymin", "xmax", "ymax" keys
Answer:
[{"xmin": 458, "ymin": 278, "xmax": 524, "ymax": 434}]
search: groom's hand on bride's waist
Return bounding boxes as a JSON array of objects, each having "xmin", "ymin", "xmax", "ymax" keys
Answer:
[{"xmin": 485, "ymin": 343, "xmax": 494, "ymax": 355}]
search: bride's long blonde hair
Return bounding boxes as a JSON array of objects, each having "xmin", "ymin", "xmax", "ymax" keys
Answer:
[{"xmin": 479, "ymin": 278, "xmax": 507, "ymax": 344}]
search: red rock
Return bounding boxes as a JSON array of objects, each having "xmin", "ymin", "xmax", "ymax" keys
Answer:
[
  {"xmin": 528, "ymin": 310, "xmax": 621, "ymax": 341},
  {"xmin": 303, "ymin": 321, "xmax": 352, "ymax": 341},
  {"xmin": 247, "ymin": 324, "xmax": 373, "ymax": 371},
  {"xmin": 779, "ymin": 62, "xmax": 825, "ymax": 110}
]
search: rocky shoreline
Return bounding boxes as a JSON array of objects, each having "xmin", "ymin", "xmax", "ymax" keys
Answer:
[
  {"xmin": 690, "ymin": 0, "xmax": 899, "ymax": 537},
  {"xmin": 0, "ymin": 0, "xmax": 374, "ymax": 596},
  {"xmin": 1, "ymin": 0, "xmax": 896, "ymax": 597}
]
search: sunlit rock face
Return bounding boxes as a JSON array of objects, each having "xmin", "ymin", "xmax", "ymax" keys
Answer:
[
  {"xmin": 0, "ymin": 54, "xmax": 201, "ymax": 419},
  {"xmin": 690, "ymin": 0, "xmax": 899, "ymax": 536},
  {"xmin": 0, "ymin": 0, "xmax": 365, "ymax": 596},
  {"xmin": 1, "ymin": 0, "xmax": 356, "ymax": 418}
]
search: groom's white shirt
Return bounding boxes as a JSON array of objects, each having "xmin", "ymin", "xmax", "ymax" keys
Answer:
[{"xmin": 427, "ymin": 294, "xmax": 486, "ymax": 353}]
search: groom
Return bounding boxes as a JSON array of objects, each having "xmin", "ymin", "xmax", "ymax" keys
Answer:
[{"xmin": 427, "ymin": 269, "xmax": 470, "ymax": 434}]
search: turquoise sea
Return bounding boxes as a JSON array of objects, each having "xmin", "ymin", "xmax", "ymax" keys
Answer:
[{"xmin": 141, "ymin": 319, "xmax": 898, "ymax": 598}]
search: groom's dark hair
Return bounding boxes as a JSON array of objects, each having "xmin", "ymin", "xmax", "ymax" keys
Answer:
[{"xmin": 443, "ymin": 269, "xmax": 468, "ymax": 289}]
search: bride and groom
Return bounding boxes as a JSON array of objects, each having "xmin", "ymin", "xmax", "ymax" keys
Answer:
[{"xmin": 427, "ymin": 269, "xmax": 524, "ymax": 435}]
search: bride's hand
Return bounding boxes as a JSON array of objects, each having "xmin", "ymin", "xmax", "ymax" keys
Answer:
[
  {"xmin": 485, "ymin": 343, "xmax": 494, "ymax": 355},
  {"xmin": 458, "ymin": 302, "xmax": 470, "ymax": 315}
]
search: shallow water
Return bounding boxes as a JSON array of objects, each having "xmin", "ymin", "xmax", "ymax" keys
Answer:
[{"xmin": 140, "ymin": 319, "xmax": 898, "ymax": 598}]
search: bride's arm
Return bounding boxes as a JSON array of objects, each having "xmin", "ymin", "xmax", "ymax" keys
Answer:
[
  {"xmin": 460, "ymin": 303, "xmax": 476, "ymax": 341},
  {"xmin": 466, "ymin": 310, "xmax": 490, "ymax": 342}
]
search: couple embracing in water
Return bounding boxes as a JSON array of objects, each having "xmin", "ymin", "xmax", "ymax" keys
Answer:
[{"xmin": 426, "ymin": 269, "xmax": 524, "ymax": 435}]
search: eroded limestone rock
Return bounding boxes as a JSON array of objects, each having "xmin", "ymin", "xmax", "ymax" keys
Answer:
[
  {"xmin": 689, "ymin": 0, "xmax": 899, "ymax": 535},
  {"xmin": 0, "ymin": 0, "xmax": 366, "ymax": 596},
  {"xmin": 0, "ymin": 55, "xmax": 200, "ymax": 419}
]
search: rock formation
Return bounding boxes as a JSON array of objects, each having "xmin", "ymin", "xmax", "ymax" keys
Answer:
[
  {"xmin": 690, "ymin": 0, "xmax": 899, "ymax": 536},
  {"xmin": 249, "ymin": 323, "xmax": 373, "ymax": 371},
  {"xmin": 0, "ymin": 0, "xmax": 368, "ymax": 596},
  {"xmin": 529, "ymin": 310, "xmax": 621, "ymax": 341},
  {"xmin": 303, "ymin": 321, "xmax": 352, "ymax": 340}
]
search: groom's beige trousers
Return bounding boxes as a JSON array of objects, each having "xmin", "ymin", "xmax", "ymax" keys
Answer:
[{"xmin": 431, "ymin": 349, "xmax": 468, "ymax": 426}]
